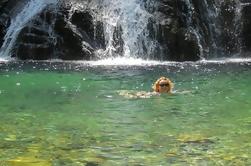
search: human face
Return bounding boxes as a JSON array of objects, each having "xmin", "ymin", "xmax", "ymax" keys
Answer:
[{"xmin": 158, "ymin": 80, "xmax": 170, "ymax": 93}]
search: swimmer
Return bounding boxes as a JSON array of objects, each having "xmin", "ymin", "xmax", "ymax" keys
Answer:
[
  {"xmin": 152, "ymin": 76, "xmax": 173, "ymax": 94},
  {"xmin": 118, "ymin": 76, "xmax": 174, "ymax": 99}
]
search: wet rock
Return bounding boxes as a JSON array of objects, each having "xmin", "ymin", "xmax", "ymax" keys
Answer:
[
  {"xmin": 217, "ymin": 0, "xmax": 240, "ymax": 55},
  {"xmin": 169, "ymin": 28, "xmax": 200, "ymax": 61},
  {"xmin": 13, "ymin": 4, "xmax": 104, "ymax": 60},
  {"xmin": 0, "ymin": 0, "xmax": 11, "ymax": 46},
  {"xmin": 0, "ymin": 0, "xmax": 9, "ymax": 7},
  {"xmin": 242, "ymin": 4, "xmax": 251, "ymax": 54},
  {"xmin": 111, "ymin": 25, "xmax": 124, "ymax": 56},
  {"xmin": 53, "ymin": 9, "xmax": 93, "ymax": 60},
  {"xmin": 0, "ymin": 0, "xmax": 28, "ymax": 46},
  {"xmin": 71, "ymin": 11, "xmax": 94, "ymax": 38},
  {"xmin": 0, "ymin": 14, "xmax": 10, "ymax": 46},
  {"xmin": 14, "ymin": 26, "xmax": 54, "ymax": 60},
  {"xmin": 1, "ymin": 0, "xmax": 251, "ymax": 60},
  {"xmin": 147, "ymin": 0, "xmax": 201, "ymax": 61},
  {"xmin": 146, "ymin": 0, "xmax": 251, "ymax": 60}
]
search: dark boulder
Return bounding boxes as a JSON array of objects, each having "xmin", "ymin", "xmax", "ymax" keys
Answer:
[
  {"xmin": 169, "ymin": 28, "xmax": 200, "ymax": 61},
  {"xmin": 146, "ymin": 0, "xmax": 200, "ymax": 61},
  {"xmin": 12, "ymin": 5, "xmax": 57, "ymax": 60},
  {"xmin": 216, "ymin": 0, "xmax": 240, "ymax": 55},
  {"xmin": 0, "ymin": 12, "xmax": 10, "ymax": 46},
  {"xmin": 53, "ymin": 10, "xmax": 93, "ymax": 60},
  {"xmin": 0, "ymin": 0, "xmax": 32, "ymax": 49},
  {"xmin": 13, "ymin": 3, "xmax": 106, "ymax": 60},
  {"xmin": 242, "ymin": 4, "xmax": 251, "ymax": 54},
  {"xmin": 0, "ymin": 0, "xmax": 11, "ymax": 46},
  {"xmin": 14, "ymin": 26, "xmax": 53, "ymax": 60},
  {"xmin": 70, "ymin": 10, "xmax": 105, "ymax": 55}
]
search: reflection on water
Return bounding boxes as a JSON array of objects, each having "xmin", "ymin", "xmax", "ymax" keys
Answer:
[{"xmin": 0, "ymin": 61, "xmax": 251, "ymax": 165}]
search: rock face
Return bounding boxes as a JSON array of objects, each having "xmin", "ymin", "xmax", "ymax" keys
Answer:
[
  {"xmin": 147, "ymin": 0, "xmax": 251, "ymax": 60},
  {"xmin": 0, "ymin": 0, "xmax": 251, "ymax": 61},
  {"xmin": 147, "ymin": 0, "xmax": 201, "ymax": 61},
  {"xmin": 11, "ymin": 1, "xmax": 105, "ymax": 60},
  {"xmin": 0, "ymin": 0, "xmax": 12, "ymax": 46},
  {"xmin": 242, "ymin": 4, "xmax": 251, "ymax": 54}
]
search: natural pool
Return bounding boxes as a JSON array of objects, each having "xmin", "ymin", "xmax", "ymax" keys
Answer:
[{"xmin": 0, "ymin": 61, "xmax": 250, "ymax": 165}]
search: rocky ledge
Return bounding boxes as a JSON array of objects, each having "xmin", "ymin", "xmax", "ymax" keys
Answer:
[{"xmin": 0, "ymin": 0, "xmax": 251, "ymax": 61}]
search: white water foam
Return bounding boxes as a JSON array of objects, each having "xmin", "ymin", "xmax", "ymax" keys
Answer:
[
  {"xmin": 1, "ymin": 57, "xmax": 251, "ymax": 66},
  {"xmin": 86, "ymin": 57, "xmax": 170, "ymax": 66},
  {"xmin": 241, "ymin": 2, "xmax": 251, "ymax": 7},
  {"xmin": 0, "ymin": 0, "xmax": 58, "ymax": 58},
  {"xmin": 199, "ymin": 58, "xmax": 251, "ymax": 64},
  {"xmin": 0, "ymin": 57, "xmax": 8, "ymax": 62},
  {"xmin": 73, "ymin": 57, "xmax": 251, "ymax": 66}
]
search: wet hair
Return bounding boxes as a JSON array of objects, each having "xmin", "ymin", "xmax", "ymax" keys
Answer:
[{"xmin": 152, "ymin": 77, "xmax": 174, "ymax": 93}]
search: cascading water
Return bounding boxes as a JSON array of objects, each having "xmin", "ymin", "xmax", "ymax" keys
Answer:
[
  {"xmin": 0, "ymin": 0, "xmax": 58, "ymax": 58},
  {"xmin": 232, "ymin": 1, "xmax": 243, "ymax": 56},
  {"xmin": 92, "ymin": 0, "xmax": 246, "ymax": 60},
  {"xmin": 0, "ymin": 0, "xmax": 250, "ymax": 61},
  {"xmin": 201, "ymin": 0, "xmax": 219, "ymax": 57},
  {"xmin": 203, "ymin": 0, "xmax": 244, "ymax": 57},
  {"xmin": 87, "ymin": 0, "xmax": 155, "ymax": 59},
  {"xmin": 183, "ymin": 0, "xmax": 204, "ymax": 57}
]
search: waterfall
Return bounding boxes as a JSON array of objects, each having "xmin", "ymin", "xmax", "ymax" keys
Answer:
[
  {"xmin": 205, "ymin": 0, "xmax": 243, "ymax": 57},
  {"xmin": 183, "ymin": 0, "xmax": 204, "ymax": 57},
  {"xmin": 201, "ymin": 0, "xmax": 219, "ymax": 57},
  {"xmin": 87, "ymin": 0, "xmax": 154, "ymax": 59},
  {"xmin": 233, "ymin": 1, "xmax": 243, "ymax": 56},
  {"xmin": 0, "ymin": 0, "xmax": 58, "ymax": 58},
  {"xmin": 66, "ymin": 0, "xmax": 250, "ymax": 60},
  {"xmin": 0, "ymin": 0, "xmax": 249, "ymax": 61}
]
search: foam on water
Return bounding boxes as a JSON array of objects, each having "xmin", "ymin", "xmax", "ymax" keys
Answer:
[
  {"xmin": 85, "ymin": 57, "xmax": 174, "ymax": 66},
  {"xmin": 0, "ymin": 58, "xmax": 8, "ymax": 62},
  {"xmin": 1, "ymin": 56, "xmax": 251, "ymax": 66},
  {"xmin": 76, "ymin": 57, "xmax": 251, "ymax": 66},
  {"xmin": 0, "ymin": 56, "xmax": 14, "ymax": 62},
  {"xmin": 199, "ymin": 58, "xmax": 251, "ymax": 64}
]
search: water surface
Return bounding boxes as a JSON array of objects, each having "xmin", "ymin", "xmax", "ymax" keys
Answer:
[{"xmin": 0, "ymin": 61, "xmax": 251, "ymax": 165}]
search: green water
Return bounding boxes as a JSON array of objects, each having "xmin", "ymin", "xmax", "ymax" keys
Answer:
[{"xmin": 0, "ymin": 61, "xmax": 251, "ymax": 165}]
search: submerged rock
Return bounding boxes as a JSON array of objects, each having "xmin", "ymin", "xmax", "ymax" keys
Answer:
[
  {"xmin": 6, "ymin": 156, "xmax": 51, "ymax": 166},
  {"xmin": 177, "ymin": 134, "xmax": 214, "ymax": 144}
]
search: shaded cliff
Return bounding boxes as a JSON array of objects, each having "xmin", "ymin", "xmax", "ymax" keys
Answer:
[{"xmin": 0, "ymin": 0, "xmax": 251, "ymax": 61}]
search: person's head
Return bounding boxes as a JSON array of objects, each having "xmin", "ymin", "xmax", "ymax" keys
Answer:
[{"xmin": 152, "ymin": 77, "xmax": 173, "ymax": 93}]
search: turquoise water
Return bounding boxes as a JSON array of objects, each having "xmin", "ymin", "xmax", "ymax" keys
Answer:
[{"xmin": 0, "ymin": 61, "xmax": 251, "ymax": 165}]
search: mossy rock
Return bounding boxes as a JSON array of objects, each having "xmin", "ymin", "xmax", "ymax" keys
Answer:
[{"xmin": 177, "ymin": 134, "xmax": 213, "ymax": 144}]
